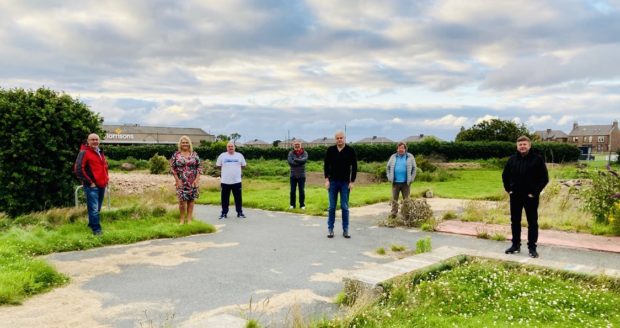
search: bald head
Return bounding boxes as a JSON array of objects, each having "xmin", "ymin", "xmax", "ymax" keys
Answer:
[{"xmin": 87, "ymin": 133, "xmax": 100, "ymax": 149}]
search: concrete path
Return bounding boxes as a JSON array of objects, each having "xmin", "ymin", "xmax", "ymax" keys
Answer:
[{"xmin": 1, "ymin": 204, "xmax": 619, "ymax": 328}]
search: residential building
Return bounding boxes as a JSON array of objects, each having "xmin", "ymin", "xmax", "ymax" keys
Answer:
[
  {"xmin": 244, "ymin": 139, "xmax": 271, "ymax": 148},
  {"xmin": 101, "ymin": 124, "xmax": 214, "ymax": 145},
  {"xmin": 355, "ymin": 136, "xmax": 394, "ymax": 145},
  {"xmin": 534, "ymin": 129, "xmax": 569, "ymax": 143},
  {"xmin": 306, "ymin": 137, "xmax": 335, "ymax": 147},
  {"xmin": 279, "ymin": 137, "xmax": 308, "ymax": 149},
  {"xmin": 568, "ymin": 121, "xmax": 620, "ymax": 153},
  {"xmin": 401, "ymin": 134, "xmax": 442, "ymax": 143}
]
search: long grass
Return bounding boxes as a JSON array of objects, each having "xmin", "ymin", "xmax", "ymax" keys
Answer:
[{"xmin": 316, "ymin": 257, "xmax": 620, "ymax": 327}]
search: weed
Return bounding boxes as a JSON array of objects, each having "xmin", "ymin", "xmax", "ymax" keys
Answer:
[
  {"xmin": 375, "ymin": 247, "xmax": 386, "ymax": 255},
  {"xmin": 390, "ymin": 244, "xmax": 406, "ymax": 252},
  {"xmin": 415, "ymin": 236, "xmax": 432, "ymax": 254},
  {"xmin": 442, "ymin": 211, "xmax": 458, "ymax": 220}
]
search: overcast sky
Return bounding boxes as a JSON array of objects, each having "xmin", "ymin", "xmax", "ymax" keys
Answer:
[{"xmin": 2, "ymin": 0, "xmax": 619, "ymax": 142}]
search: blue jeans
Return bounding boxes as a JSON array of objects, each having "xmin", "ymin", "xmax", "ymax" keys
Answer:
[
  {"xmin": 327, "ymin": 180, "xmax": 350, "ymax": 232},
  {"xmin": 84, "ymin": 185, "xmax": 105, "ymax": 233},
  {"xmin": 290, "ymin": 176, "xmax": 306, "ymax": 208}
]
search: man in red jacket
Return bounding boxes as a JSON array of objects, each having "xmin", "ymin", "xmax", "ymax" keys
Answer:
[{"xmin": 75, "ymin": 133, "xmax": 109, "ymax": 235}]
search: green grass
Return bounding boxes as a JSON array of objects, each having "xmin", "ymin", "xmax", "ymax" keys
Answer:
[
  {"xmin": 412, "ymin": 169, "xmax": 504, "ymax": 200},
  {"xmin": 0, "ymin": 206, "xmax": 215, "ymax": 305},
  {"xmin": 320, "ymin": 258, "xmax": 620, "ymax": 327}
]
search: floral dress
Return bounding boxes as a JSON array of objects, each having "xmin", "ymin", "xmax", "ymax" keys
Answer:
[{"xmin": 170, "ymin": 151, "xmax": 202, "ymax": 201}]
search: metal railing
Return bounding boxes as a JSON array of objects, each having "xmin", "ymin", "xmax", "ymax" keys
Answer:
[{"xmin": 74, "ymin": 185, "xmax": 111, "ymax": 209}]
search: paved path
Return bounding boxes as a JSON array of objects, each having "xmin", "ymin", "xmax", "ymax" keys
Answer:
[{"xmin": 1, "ymin": 205, "xmax": 619, "ymax": 328}]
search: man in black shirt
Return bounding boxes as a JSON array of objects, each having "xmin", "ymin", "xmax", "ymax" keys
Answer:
[
  {"xmin": 324, "ymin": 131, "xmax": 357, "ymax": 239},
  {"xmin": 502, "ymin": 136, "xmax": 549, "ymax": 258}
]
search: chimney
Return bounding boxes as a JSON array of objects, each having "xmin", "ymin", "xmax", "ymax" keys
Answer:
[
  {"xmin": 372, "ymin": 136, "xmax": 377, "ymax": 140},
  {"xmin": 546, "ymin": 128, "xmax": 551, "ymax": 134},
  {"xmin": 573, "ymin": 121, "xmax": 578, "ymax": 130},
  {"xmin": 420, "ymin": 134, "xmax": 424, "ymax": 138},
  {"xmin": 613, "ymin": 120, "xmax": 618, "ymax": 129}
]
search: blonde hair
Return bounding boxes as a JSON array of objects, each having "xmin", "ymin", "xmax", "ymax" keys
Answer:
[{"xmin": 177, "ymin": 136, "xmax": 193, "ymax": 152}]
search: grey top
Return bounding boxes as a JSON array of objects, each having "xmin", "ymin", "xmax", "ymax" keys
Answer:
[{"xmin": 288, "ymin": 150, "xmax": 308, "ymax": 178}]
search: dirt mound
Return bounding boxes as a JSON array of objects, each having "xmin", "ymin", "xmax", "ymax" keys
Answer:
[{"xmin": 109, "ymin": 172, "xmax": 219, "ymax": 194}]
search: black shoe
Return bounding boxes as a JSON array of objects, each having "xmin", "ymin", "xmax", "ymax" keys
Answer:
[
  {"xmin": 505, "ymin": 245, "xmax": 521, "ymax": 254},
  {"xmin": 327, "ymin": 230, "xmax": 334, "ymax": 238},
  {"xmin": 219, "ymin": 214, "xmax": 227, "ymax": 220},
  {"xmin": 237, "ymin": 213, "xmax": 246, "ymax": 219},
  {"xmin": 343, "ymin": 231, "xmax": 351, "ymax": 239},
  {"xmin": 529, "ymin": 249, "xmax": 539, "ymax": 258}
]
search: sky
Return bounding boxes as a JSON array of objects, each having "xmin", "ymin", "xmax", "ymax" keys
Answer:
[{"xmin": 1, "ymin": 0, "xmax": 619, "ymax": 143}]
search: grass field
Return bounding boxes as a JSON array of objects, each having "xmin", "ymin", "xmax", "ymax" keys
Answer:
[{"xmin": 318, "ymin": 257, "xmax": 620, "ymax": 327}]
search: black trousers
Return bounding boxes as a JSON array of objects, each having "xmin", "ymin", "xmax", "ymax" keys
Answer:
[
  {"xmin": 289, "ymin": 176, "xmax": 306, "ymax": 208},
  {"xmin": 221, "ymin": 183, "xmax": 243, "ymax": 215},
  {"xmin": 509, "ymin": 193, "xmax": 539, "ymax": 249}
]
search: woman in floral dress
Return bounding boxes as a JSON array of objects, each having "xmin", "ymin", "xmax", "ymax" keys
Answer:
[{"xmin": 170, "ymin": 136, "xmax": 202, "ymax": 224}]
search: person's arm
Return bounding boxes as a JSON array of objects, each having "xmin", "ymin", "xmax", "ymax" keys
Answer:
[
  {"xmin": 324, "ymin": 149, "xmax": 330, "ymax": 189},
  {"xmin": 410, "ymin": 154, "xmax": 417, "ymax": 183},
  {"xmin": 75, "ymin": 151, "xmax": 95, "ymax": 187},
  {"xmin": 194, "ymin": 153, "xmax": 202, "ymax": 186},
  {"xmin": 287, "ymin": 151, "xmax": 297, "ymax": 166},
  {"xmin": 502, "ymin": 157, "xmax": 512, "ymax": 193},
  {"xmin": 296, "ymin": 151, "xmax": 308, "ymax": 164},
  {"xmin": 170, "ymin": 153, "xmax": 181, "ymax": 187},
  {"xmin": 349, "ymin": 147, "xmax": 357, "ymax": 189},
  {"xmin": 532, "ymin": 156, "xmax": 549, "ymax": 196}
]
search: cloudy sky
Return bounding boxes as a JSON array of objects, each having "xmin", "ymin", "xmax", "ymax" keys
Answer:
[{"xmin": 2, "ymin": 0, "xmax": 619, "ymax": 142}]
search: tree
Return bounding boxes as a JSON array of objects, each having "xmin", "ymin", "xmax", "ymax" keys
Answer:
[
  {"xmin": 0, "ymin": 87, "xmax": 103, "ymax": 216},
  {"xmin": 216, "ymin": 134, "xmax": 229, "ymax": 142},
  {"xmin": 230, "ymin": 132, "xmax": 241, "ymax": 143},
  {"xmin": 272, "ymin": 139, "xmax": 281, "ymax": 147},
  {"xmin": 455, "ymin": 119, "xmax": 533, "ymax": 142}
]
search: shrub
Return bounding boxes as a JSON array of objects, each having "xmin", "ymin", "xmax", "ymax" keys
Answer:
[
  {"xmin": 415, "ymin": 155, "xmax": 437, "ymax": 173},
  {"xmin": 149, "ymin": 154, "xmax": 169, "ymax": 174},
  {"xmin": 582, "ymin": 169, "xmax": 620, "ymax": 224},
  {"xmin": 0, "ymin": 87, "xmax": 103, "ymax": 217},
  {"xmin": 399, "ymin": 198, "xmax": 434, "ymax": 227}
]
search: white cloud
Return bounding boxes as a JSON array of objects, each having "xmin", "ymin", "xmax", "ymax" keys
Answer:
[
  {"xmin": 474, "ymin": 115, "xmax": 498, "ymax": 124},
  {"xmin": 424, "ymin": 114, "xmax": 468, "ymax": 127},
  {"xmin": 512, "ymin": 117, "xmax": 522, "ymax": 124},
  {"xmin": 527, "ymin": 115, "xmax": 553, "ymax": 125},
  {"xmin": 557, "ymin": 115, "xmax": 574, "ymax": 125}
]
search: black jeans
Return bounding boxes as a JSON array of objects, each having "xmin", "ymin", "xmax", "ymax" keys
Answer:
[
  {"xmin": 509, "ymin": 193, "xmax": 539, "ymax": 249},
  {"xmin": 290, "ymin": 176, "xmax": 306, "ymax": 208},
  {"xmin": 221, "ymin": 183, "xmax": 243, "ymax": 215}
]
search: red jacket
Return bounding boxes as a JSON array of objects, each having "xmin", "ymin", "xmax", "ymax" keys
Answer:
[{"xmin": 75, "ymin": 144, "xmax": 109, "ymax": 187}]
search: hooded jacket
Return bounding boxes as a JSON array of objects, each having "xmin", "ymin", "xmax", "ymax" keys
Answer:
[{"xmin": 75, "ymin": 144, "xmax": 109, "ymax": 188}]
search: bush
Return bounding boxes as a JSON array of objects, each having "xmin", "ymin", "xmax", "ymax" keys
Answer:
[
  {"xmin": 582, "ymin": 169, "xmax": 620, "ymax": 224},
  {"xmin": 149, "ymin": 154, "xmax": 169, "ymax": 174},
  {"xmin": 398, "ymin": 198, "xmax": 434, "ymax": 227},
  {"xmin": 0, "ymin": 87, "xmax": 102, "ymax": 216}
]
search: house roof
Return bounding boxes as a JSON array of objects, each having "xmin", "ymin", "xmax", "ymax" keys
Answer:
[
  {"xmin": 401, "ymin": 135, "xmax": 442, "ymax": 142},
  {"xmin": 309, "ymin": 137, "xmax": 335, "ymax": 144},
  {"xmin": 282, "ymin": 137, "xmax": 308, "ymax": 144},
  {"xmin": 534, "ymin": 130, "xmax": 569, "ymax": 139},
  {"xmin": 244, "ymin": 138, "xmax": 269, "ymax": 145},
  {"xmin": 569, "ymin": 125, "xmax": 614, "ymax": 136},
  {"xmin": 355, "ymin": 136, "xmax": 394, "ymax": 143}
]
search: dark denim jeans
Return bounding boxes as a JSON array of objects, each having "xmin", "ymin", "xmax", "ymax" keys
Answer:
[
  {"xmin": 221, "ymin": 183, "xmax": 243, "ymax": 215},
  {"xmin": 290, "ymin": 176, "xmax": 306, "ymax": 208},
  {"xmin": 327, "ymin": 180, "xmax": 350, "ymax": 232},
  {"xmin": 84, "ymin": 185, "xmax": 105, "ymax": 233}
]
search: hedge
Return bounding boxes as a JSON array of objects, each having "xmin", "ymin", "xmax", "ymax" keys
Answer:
[{"xmin": 103, "ymin": 141, "xmax": 580, "ymax": 163}]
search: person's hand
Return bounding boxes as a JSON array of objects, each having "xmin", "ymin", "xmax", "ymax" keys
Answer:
[
  {"xmin": 324, "ymin": 179, "xmax": 330, "ymax": 190},
  {"xmin": 90, "ymin": 183, "xmax": 96, "ymax": 188},
  {"xmin": 527, "ymin": 194, "xmax": 534, "ymax": 198},
  {"xmin": 349, "ymin": 182, "xmax": 354, "ymax": 190},
  {"xmin": 175, "ymin": 180, "xmax": 181, "ymax": 188}
]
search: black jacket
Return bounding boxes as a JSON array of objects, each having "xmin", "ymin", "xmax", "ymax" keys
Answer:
[
  {"xmin": 502, "ymin": 150, "xmax": 549, "ymax": 196},
  {"xmin": 324, "ymin": 144, "xmax": 357, "ymax": 182}
]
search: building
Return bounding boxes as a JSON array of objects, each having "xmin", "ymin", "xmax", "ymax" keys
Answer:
[
  {"xmin": 102, "ymin": 124, "xmax": 214, "ymax": 145},
  {"xmin": 306, "ymin": 137, "xmax": 335, "ymax": 147},
  {"xmin": 534, "ymin": 129, "xmax": 569, "ymax": 143},
  {"xmin": 244, "ymin": 139, "xmax": 271, "ymax": 148},
  {"xmin": 401, "ymin": 134, "xmax": 442, "ymax": 143},
  {"xmin": 568, "ymin": 121, "xmax": 620, "ymax": 153},
  {"xmin": 279, "ymin": 137, "xmax": 308, "ymax": 148},
  {"xmin": 355, "ymin": 136, "xmax": 394, "ymax": 145}
]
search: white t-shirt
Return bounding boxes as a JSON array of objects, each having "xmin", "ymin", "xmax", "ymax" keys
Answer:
[{"xmin": 216, "ymin": 152, "xmax": 246, "ymax": 184}]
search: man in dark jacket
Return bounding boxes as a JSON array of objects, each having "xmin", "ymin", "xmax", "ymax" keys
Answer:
[
  {"xmin": 324, "ymin": 131, "xmax": 357, "ymax": 239},
  {"xmin": 288, "ymin": 140, "xmax": 308, "ymax": 209},
  {"xmin": 75, "ymin": 133, "xmax": 109, "ymax": 235},
  {"xmin": 502, "ymin": 136, "xmax": 549, "ymax": 258}
]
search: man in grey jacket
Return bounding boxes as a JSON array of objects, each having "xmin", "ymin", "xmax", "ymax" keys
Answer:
[
  {"xmin": 386, "ymin": 142, "xmax": 417, "ymax": 217},
  {"xmin": 288, "ymin": 140, "xmax": 308, "ymax": 209}
]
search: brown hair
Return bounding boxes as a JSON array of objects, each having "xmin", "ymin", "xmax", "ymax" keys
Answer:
[
  {"xmin": 397, "ymin": 142, "xmax": 407, "ymax": 150},
  {"xmin": 516, "ymin": 136, "xmax": 531, "ymax": 143}
]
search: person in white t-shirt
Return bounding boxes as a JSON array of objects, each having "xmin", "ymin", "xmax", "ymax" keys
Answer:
[{"xmin": 216, "ymin": 141, "xmax": 247, "ymax": 219}]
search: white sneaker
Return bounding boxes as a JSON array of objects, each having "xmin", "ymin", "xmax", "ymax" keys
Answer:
[
  {"xmin": 289, "ymin": 206, "xmax": 294, "ymax": 209},
  {"xmin": 301, "ymin": 206, "xmax": 305, "ymax": 210}
]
